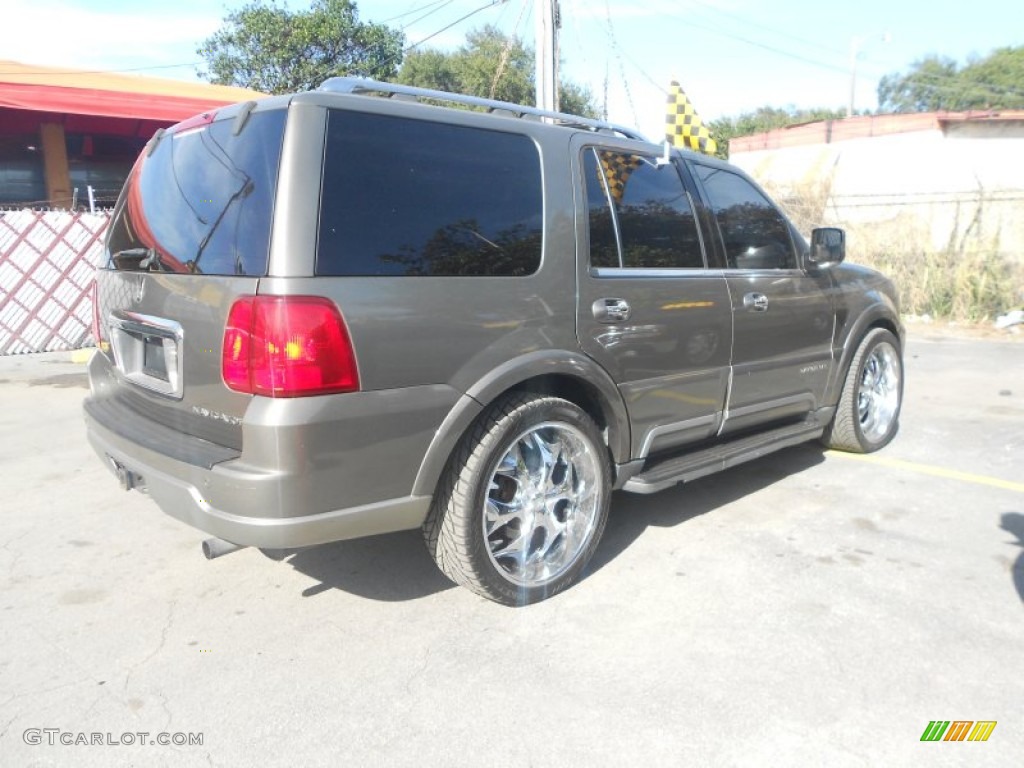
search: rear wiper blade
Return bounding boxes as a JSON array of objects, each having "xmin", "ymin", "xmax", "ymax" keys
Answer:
[
  {"xmin": 110, "ymin": 247, "xmax": 167, "ymax": 272},
  {"xmin": 110, "ymin": 247, "xmax": 152, "ymax": 267}
]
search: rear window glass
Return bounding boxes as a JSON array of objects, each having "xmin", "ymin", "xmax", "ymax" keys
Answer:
[
  {"xmin": 105, "ymin": 109, "xmax": 286, "ymax": 276},
  {"xmin": 317, "ymin": 111, "xmax": 543, "ymax": 277}
]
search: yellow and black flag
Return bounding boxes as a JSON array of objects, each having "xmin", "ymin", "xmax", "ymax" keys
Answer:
[
  {"xmin": 665, "ymin": 81, "xmax": 717, "ymax": 156},
  {"xmin": 598, "ymin": 151, "xmax": 643, "ymax": 204}
]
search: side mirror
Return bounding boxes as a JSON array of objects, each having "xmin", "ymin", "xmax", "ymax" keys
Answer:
[{"xmin": 809, "ymin": 227, "xmax": 845, "ymax": 269}]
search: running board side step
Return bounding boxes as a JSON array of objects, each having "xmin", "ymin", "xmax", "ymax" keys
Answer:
[{"xmin": 623, "ymin": 420, "xmax": 825, "ymax": 494}]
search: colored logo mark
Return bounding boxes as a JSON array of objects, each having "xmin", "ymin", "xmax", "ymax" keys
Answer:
[{"xmin": 920, "ymin": 721, "xmax": 997, "ymax": 742}]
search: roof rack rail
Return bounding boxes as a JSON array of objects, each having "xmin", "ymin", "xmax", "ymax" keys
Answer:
[{"xmin": 319, "ymin": 77, "xmax": 650, "ymax": 142}]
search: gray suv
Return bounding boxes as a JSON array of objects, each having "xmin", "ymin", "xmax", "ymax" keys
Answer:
[{"xmin": 85, "ymin": 79, "xmax": 903, "ymax": 605}]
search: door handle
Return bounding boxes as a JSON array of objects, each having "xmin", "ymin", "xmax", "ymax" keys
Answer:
[
  {"xmin": 592, "ymin": 297, "xmax": 631, "ymax": 323},
  {"xmin": 743, "ymin": 293, "xmax": 769, "ymax": 312}
]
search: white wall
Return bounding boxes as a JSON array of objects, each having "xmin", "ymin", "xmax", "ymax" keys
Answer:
[{"xmin": 730, "ymin": 123, "xmax": 1024, "ymax": 260}]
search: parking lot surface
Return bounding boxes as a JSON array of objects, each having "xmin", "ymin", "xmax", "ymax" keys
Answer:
[{"xmin": 1, "ymin": 331, "xmax": 1022, "ymax": 766}]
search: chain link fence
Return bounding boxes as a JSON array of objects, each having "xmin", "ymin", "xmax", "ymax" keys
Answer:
[{"xmin": 0, "ymin": 208, "xmax": 110, "ymax": 355}]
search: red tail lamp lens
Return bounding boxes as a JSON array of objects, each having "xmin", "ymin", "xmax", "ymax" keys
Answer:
[{"xmin": 222, "ymin": 296, "xmax": 359, "ymax": 397}]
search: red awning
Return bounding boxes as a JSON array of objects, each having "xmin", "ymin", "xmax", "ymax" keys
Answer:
[
  {"xmin": 0, "ymin": 60, "xmax": 265, "ymax": 125},
  {"xmin": 0, "ymin": 82, "xmax": 253, "ymax": 122}
]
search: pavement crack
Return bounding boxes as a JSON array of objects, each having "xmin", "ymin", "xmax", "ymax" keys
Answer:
[
  {"xmin": 0, "ymin": 713, "xmax": 18, "ymax": 742},
  {"xmin": 404, "ymin": 645, "xmax": 433, "ymax": 696},
  {"xmin": 123, "ymin": 599, "xmax": 177, "ymax": 695},
  {"xmin": 1, "ymin": 529, "xmax": 31, "ymax": 583},
  {"xmin": 153, "ymin": 689, "xmax": 174, "ymax": 732}
]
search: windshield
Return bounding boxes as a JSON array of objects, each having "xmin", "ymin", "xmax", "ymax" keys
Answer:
[{"xmin": 105, "ymin": 109, "xmax": 286, "ymax": 276}]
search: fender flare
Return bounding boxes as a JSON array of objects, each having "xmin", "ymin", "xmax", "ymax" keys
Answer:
[
  {"xmin": 826, "ymin": 292, "xmax": 903, "ymax": 405},
  {"xmin": 411, "ymin": 349, "xmax": 630, "ymax": 498}
]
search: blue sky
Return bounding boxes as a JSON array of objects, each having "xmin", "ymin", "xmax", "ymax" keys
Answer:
[{"xmin": 2, "ymin": 0, "xmax": 1020, "ymax": 138}]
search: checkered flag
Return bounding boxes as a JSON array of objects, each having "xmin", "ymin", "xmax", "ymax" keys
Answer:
[
  {"xmin": 598, "ymin": 151, "xmax": 643, "ymax": 204},
  {"xmin": 665, "ymin": 81, "xmax": 717, "ymax": 156}
]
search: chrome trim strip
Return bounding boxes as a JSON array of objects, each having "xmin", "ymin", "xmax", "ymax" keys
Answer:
[{"xmin": 591, "ymin": 267, "xmax": 727, "ymax": 279}]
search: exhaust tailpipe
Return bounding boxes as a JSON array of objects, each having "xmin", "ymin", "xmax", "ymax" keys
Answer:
[{"xmin": 202, "ymin": 537, "xmax": 245, "ymax": 560}]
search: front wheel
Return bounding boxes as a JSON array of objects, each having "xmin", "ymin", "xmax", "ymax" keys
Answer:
[
  {"xmin": 424, "ymin": 393, "xmax": 611, "ymax": 606},
  {"xmin": 824, "ymin": 328, "xmax": 903, "ymax": 453}
]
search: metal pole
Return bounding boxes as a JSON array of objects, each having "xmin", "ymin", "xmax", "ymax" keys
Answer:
[
  {"xmin": 848, "ymin": 37, "xmax": 859, "ymax": 117},
  {"xmin": 535, "ymin": 0, "xmax": 559, "ymax": 113},
  {"xmin": 848, "ymin": 32, "xmax": 890, "ymax": 117}
]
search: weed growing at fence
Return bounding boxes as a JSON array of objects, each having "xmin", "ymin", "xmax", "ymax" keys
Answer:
[
  {"xmin": 763, "ymin": 178, "xmax": 1023, "ymax": 323},
  {"xmin": 855, "ymin": 249, "xmax": 1023, "ymax": 322}
]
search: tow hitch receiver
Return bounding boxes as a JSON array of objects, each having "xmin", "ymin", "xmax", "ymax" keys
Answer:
[{"xmin": 109, "ymin": 458, "xmax": 142, "ymax": 492}]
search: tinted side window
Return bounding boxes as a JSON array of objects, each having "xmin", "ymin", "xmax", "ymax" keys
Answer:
[
  {"xmin": 583, "ymin": 149, "xmax": 620, "ymax": 268},
  {"xmin": 584, "ymin": 149, "xmax": 704, "ymax": 269},
  {"xmin": 317, "ymin": 111, "xmax": 542, "ymax": 277},
  {"xmin": 694, "ymin": 165, "xmax": 796, "ymax": 270}
]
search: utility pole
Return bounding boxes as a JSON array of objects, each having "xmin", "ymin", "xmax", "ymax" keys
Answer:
[
  {"xmin": 848, "ymin": 31, "xmax": 891, "ymax": 117},
  {"xmin": 535, "ymin": 0, "xmax": 559, "ymax": 113}
]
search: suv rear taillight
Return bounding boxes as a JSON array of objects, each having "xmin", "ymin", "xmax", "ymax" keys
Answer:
[{"xmin": 222, "ymin": 296, "xmax": 360, "ymax": 397}]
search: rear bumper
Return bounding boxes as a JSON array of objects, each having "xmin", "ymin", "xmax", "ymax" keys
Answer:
[
  {"xmin": 84, "ymin": 410, "xmax": 431, "ymax": 548},
  {"xmin": 82, "ymin": 348, "xmax": 457, "ymax": 548}
]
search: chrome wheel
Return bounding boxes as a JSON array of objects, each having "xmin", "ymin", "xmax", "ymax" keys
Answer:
[
  {"xmin": 856, "ymin": 341, "xmax": 901, "ymax": 443},
  {"xmin": 483, "ymin": 422, "xmax": 601, "ymax": 588},
  {"xmin": 425, "ymin": 393, "xmax": 611, "ymax": 605}
]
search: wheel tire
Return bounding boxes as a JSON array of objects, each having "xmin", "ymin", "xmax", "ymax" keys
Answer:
[
  {"xmin": 423, "ymin": 393, "xmax": 611, "ymax": 606},
  {"xmin": 824, "ymin": 328, "xmax": 903, "ymax": 453}
]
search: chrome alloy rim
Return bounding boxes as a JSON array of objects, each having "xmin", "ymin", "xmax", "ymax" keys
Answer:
[
  {"xmin": 483, "ymin": 422, "xmax": 601, "ymax": 588},
  {"xmin": 857, "ymin": 342, "xmax": 901, "ymax": 442}
]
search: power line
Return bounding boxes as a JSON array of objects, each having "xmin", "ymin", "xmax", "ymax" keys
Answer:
[
  {"xmin": 379, "ymin": 0, "xmax": 453, "ymax": 24},
  {"xmin": 602, "ymin": 0, "xmax": 638, "ymax": 125},
  {"xmin": 623, "ymin": 2, "xmax": 1024, "ymax": 106},
  {"xmin": 400, "ymin": 0, "xmax": 460, "ymax": 31},
  {"xmin": 685, "ymin": 0, "xmax": 843, "ymax": 59},
  {"xmin": 672, "ymin": 15, "xmax": 849, "ymax": 75},
  {"xmin": 489, "ymin": 0, "xmax": 531, "ymax": 98},
  {"xmin": 405, "ymin": 0, "xmax": 508, "ymax": 53}
]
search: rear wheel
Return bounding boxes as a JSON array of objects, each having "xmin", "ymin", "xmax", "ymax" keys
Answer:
[
  {"xmin": 825, "ymin": 328, "xmax": 903, "ymax": 453},
  {"xmin": 424, "ymin": 393, "xmax": 611, "ymax": 606}
]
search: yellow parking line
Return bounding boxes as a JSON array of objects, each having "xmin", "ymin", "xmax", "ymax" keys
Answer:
[{"xmin": 826, "ymin": 451, "xmax": 1024, "ymax": 494}]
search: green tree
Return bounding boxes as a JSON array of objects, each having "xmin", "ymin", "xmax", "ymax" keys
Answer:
[
  {"xmin": 709, "ymin": 106, "xmax": 847, "ymax": 159},
  {"xmin": 399, "ymin": 25, "xmax": 599, "ymax": 118},
  {"xmin": 878, "ymin": 47, "xmax": 1024, "ymax": 112},
  {"xmin": 197, "ymin": 0, "xmax": 404, "ymax": 94}
]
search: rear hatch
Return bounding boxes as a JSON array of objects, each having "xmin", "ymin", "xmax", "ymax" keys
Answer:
[{"xmin": 91, "ymin": 105, "xmax": 287, "ymax": 451}]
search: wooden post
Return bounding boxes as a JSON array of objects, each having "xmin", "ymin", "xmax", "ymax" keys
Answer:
[{"xmin": 39, "ymin": 123, "xmax": 72, "ymax": 208}]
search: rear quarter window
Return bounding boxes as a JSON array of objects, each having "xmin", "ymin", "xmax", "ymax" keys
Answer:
[{"xmin": 317, "ymin": 111, "xmax": 543, "ymax": 277}]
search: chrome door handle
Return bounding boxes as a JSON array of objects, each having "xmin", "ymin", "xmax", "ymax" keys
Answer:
[
  {"xmin": 592, "ymin": 297, "xmax": 631, "ymax": 323},
  {"xmin": 743, "ymin": 293, "xmax": 769, "ymax": 312}
]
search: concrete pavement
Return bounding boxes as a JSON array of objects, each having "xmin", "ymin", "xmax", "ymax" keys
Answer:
[{"xmin": 0, "ymin": 332, "xmax": 1021, "ymax": 766}]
